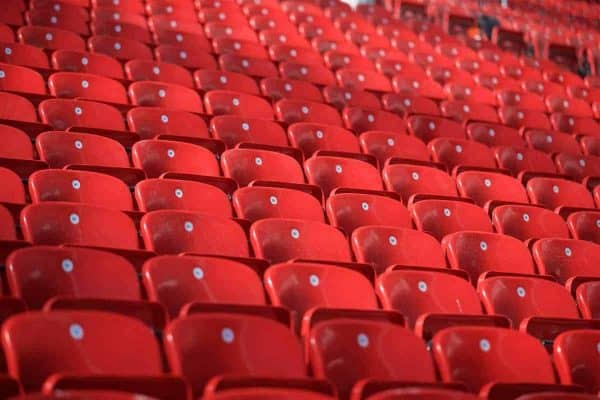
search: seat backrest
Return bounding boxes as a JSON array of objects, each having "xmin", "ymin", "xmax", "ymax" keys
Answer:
[
  {"xmin": 164, "ymin": 314, "xmax": 306, "ymax": 397},
  {"xmin": 2, "ymin": 311, "xmax": 162, "ymax": 391},
  {"xmin": 408, "ymin": 115, "xmax": 465, "ymax": 143},
  {"xmin": 309, "ymin": 319, "xmax": 436, "ymax": 400},
  {"xmin": 466, "ymin": 122, "xmax": 524, "ymax": 147},
  {"xmin": 88, "ymin": 35, "xmax": 153, "ymax": 61},
  {"xmin": 141, "ymin": 210, "xmax": 249, "ymax": 256},
  {"xmin": 135, "ymin": 179, "xmax": 232, "ymax": 216},
  {"xmin": 532, "ymin": 238, "xmax": 600, "ymax": 283},
  {"xmin": 233, "ymin": 186, "xmax": 324, "ymax": 223},
  {"xmin": 0, "ymin": 41, "xmax": 49, "ymax": 69},
  {"xmin": 52, "ymin": 50, "xmax": 124, "ymax": 80},
  {"xmin": 479, "ymin": 276, "xmax": 579, "ymax": 327},
  {"xmin": 125, "ymin": 59, "xmax": 194, "ymax": 88},
  {"xmin": 29, "ymin": 169, "xmax": 133, "ymax": 210},
  {"xmin": 359, "ymin": 131, "xmax": 429, "ymax": 166},
  {"xmin": 204, "ymin": 89, "xmax": 273, "ymax": 119},
  {"xmin": 553, "ymin": 330, "xmax": 600, "ymax": 393},
  {"xmin": 210, "ymin": 115, "xmax": 288, "ymax": 148},
  {"xmin": 221, "ymin": 148, "xmax": 304, "ymax": 186},
  {"xmin": 38, "ymin": 99, "xmax": 126, "ymax": 131},
  {"xmin": 18, "ymin": 26, "xmax": 85, "ymax": 51},
  {"xmin": 129, "ymin": 81, "xmax": 203, "ymax": 113},
  {"xmin": 48, "ymin": 72, "xmax": 128, "ymax": 104},
  {"xmin": 305, "ymin": 155, "xmax": 383, "ymax": 196},
  {"xmin": 143, "ymin": 255, "xmax": 265, "ymax": 318},
  {"xmin": 494, "ymin": 146, "xmax": 556, "ymax": 175},
  {"xmin": 21, "ymin": 202, "xmax": 139, "ymax": 249},
  {"xmin": 567, "ymin": 211, "xmax": 600, "ymax": 244},
  {"xmin": 195, "ymin": 69, "xmax": 259, "ymax": 95},
  {"xmin": 351, "ymin": 226, "xmax": 446, "ymax": 274},
  {"xmin": 526, "ymin": 177, "xmax": 595, "ymax": 209},
  {"xmin": 0, "ymin": 167, "xmax": 25, "ymax": 204},
  {"xmin": 287, "ymin": 122, "xmax": 359, "ymax": 158},
  {"xmin": 0, "ymin": 62, "xmax": 46, "ymax": 94},
  {"xmin": 412, "ymin": 200, "xmax": 493, "ymax": 241},
  {"xmin": 492, "ymin": 204, "xmax": 569, "ymax": 241},
  {"xmin": 131, "ymin": 139, "xmax": 219, "ymax": 179},
  {"xmin": 428, "ymin": 138, "xmax": 497, "ymax": 170},
  {"xmin": 274, "ymin": 99, "xmax": 342, "ymax": 126},
  {"xmin": 382, "ymin": 163, "xmax": 457, "ymax": 202},
  {"xmin": 456, "ymin": 171, "xmax": 528, "ymax": 207},
  {"xmin": 260, "ymin": 77, "xmax": 323, "ymax": 103},
  {"xmin": 280, "ymin": 62, "xmax": 336, "ymax": 86},
  {"xmin": 0, "ymin": 204, "xmax": 17, "ymax": 240},
  {"xmin": 265, "ymin": 262, "xmax": 378, "ymax": 319},
  {"xmin": 576, "ymin": 281, "xmax": 600, "ymax": 319},
  {"xmin": 524, "ymin": 129, "xmax": 581, "ymax": 156},
  {"xmin": 250, "ymin": 218, "xmax": 352, "ymax": 264},
  {"xmin": 443, "ymin": 231, "xmax": 535, "ymax": 279},
  {"xmin": 36, "ymin": 131, "xmax": 130, "ymax": 168},
  {"xmin": 326, "ymin": 192, "xmax": 411, "ymax": 235},
  {"xmin": 0, "ymin": 92, "xmax": 37, "ymax": 122},
  {"xmin": 154, "ymin": 44, "xmax": 217, "ymax": 70},
  {"xmin": 7, "ymin": 246, "xmax": 139, "ymax": 309},
  {"xmin": 433, "ymin": 327, "xmax": 555, "ymax": 393},
  {"xmin": 126, "ymin": 107, "xmax": 209, "ymax": 140},
  {"xmin": 378, "ymin": 269, "xmax": 482, "ymax": 327},
  {"xmin": 342, "ymin": 107, "xmax": 407, "ymax": 134}
]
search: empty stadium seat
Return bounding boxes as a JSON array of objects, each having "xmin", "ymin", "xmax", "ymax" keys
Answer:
[
  {"xmin": 155, "ymin": 44, "xmax": 217, "ymax": 70},
  {"xmin": 305, "ymin": 155, "xmax": 382, "ymax": 196},
  {"xmin": 566, "ymin": 211, "xmax": 600, "ymax": 244},
  {"xmin": 88, "ymin": 35, "xmax": 153, "ymax": 61},
  {"xmin": 48, "ymin": 72, "xmax": 128, "ymax": 104},
  {"xmin": 135, "ymin": 179, "xmax": 232, "ymax": 216},
  {"xmin": 0, "ymin": 42, "xmax": 49, "ymax": 69},
  {"xmin": 288, "ymin": 123, "xmax": 359, "ymax": 157},
  {"xmin": 21, "ymin": 202, "xmax": 139, "ymax": 249},
  {"xmin": 523, "ymin": 129, "xmax": 581, "ymax": 156},
  {"xmin": 18, "ymin": 26, "xmax": 85, "ymax": 51},
  {"xmin": 143, "ymin": 255, "xmax": 265, "ymax": 318},
  {"xmin": 210, "ymin": 115, "xmax": 288, "ymax": 148},
  {"xmin": 233, "ymin": 186, "xmax": 324, "ymax": 222},
  {"xmin": 39, "ymin": 99, "xmax": 126, "ymax": 131},
  {"xmin": 456, "ymin": 171, "xmax": 528, "ymax": 207},
  {"xmin": 127, "ymin": 107, "xmax": 210, "ymax": 140},
  {"xmin": 0, "ymin": 92, "xmax": 37, "ymax": 122},
  {"xmin": 491, "ymin": 204, "xmax": 570, "ymax": 241},
  {"xmin": 382, "ymin": 163, "xmax": 457, "ymax": 201},
  {"xmin": 275, "ymin": 99, "xmax": 342, "ymax": 126},
  {"xmin": 429, "ymin": 138, "xmax": 497, "ymax": 171},
  {"xmin": 532, "ymin": 238, "xmax": 600, "ymax": 283},
  {"xmin": 494, "ymin": 146, "xmax": 557, "ymax": 176},
  {"xmin": 576, "ymin": 281, "xmax": 600, "ymax": 319},
  {"xmin": 250, "ymin": 218, "xmax": 352, "ymax": 264},
  {"xmin": 408, "ymin": 115, "xmax": 465, "ymax": 143},
  {"xmin": 125, "ymin": 60, "xmax": 194, "ymax": 88},
  {"xmin": 52, "ymin": 50, "xmax": 124, "ymax": 79},
  {"xmin": 7, "ymin": 246, "xmax": 139, "ymax": 309},
  {"xmin": 141, "ymin": 210, "xmax": 249, "ymax": 256},
  {"xmin": 221, "ymin": 148, "xmax": 304, "ymax": 186},
  {"xmin": 359, "ymin": 131, "xmax": 429, "ymax": 166},
  {"xmin": 204, "ymin": 90, "xmax": 273, "ymax": 119},
  {"xmin": 195, "ymin": 70, "xmax": 260, "ymax": 95},
  {"xmin": 412, "ymin": 199, "xmax": 493, "ymax": 241},
  {"xmin": 29, "ymin": 169, "xmax": 133, "ymax": 210},
  {"xmin": 526, "ymin": 177, "xmax": 595, "ymax": 209},
  {"xmin": 129, "ymin": 81, "xmax": 204, "ymax": 113},
  {"xmin": 0, "ymin": 62, "xmax": 46, "ymax": 94},
  {"xmin": 553, "ymin": 330, "xmax": 600, "ymax": 392},
  {"xmin": 343, "ymin": 107, "xmax": 407, "ymax": 134}
]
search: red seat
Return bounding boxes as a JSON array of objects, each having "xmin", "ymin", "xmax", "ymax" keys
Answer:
[
  {"xmin": 309, "ymin": 319, "xmax": 436, "ymax": 400},
  {"xmin": 382, "ymin": 94, "xmax": 440, "ymax": 117},
  {"xmin": 444, "ymin": 83, "xmax": 496, "ymax": 106},
  {"xmin": 250, "ymin": 218, "xmax": 352, "ymax": 264},
  {"xmin": 526, "ymin": 177, "xmax": 595, "ymax": 209},
  {"xmin": 479, "ymin": 275, "xmax": 580, "ymax": 327},
  {"xmin": 336, "ymin": 68, "xmax": 392, "ymax": 92},
  {"xmin": 0, "ymin": 124, "xmax": 33, "ymax": 159},
  {"xmin": 260, "ymin": 77, "xmax": 323, "ymax": 103},
  {"xmin": 579, "ymin": 136, "xmax": 600, "ymax": 157},
  {"xmin": 491, "ymin": 204, "xmax": 570, "ymax": 241},
  {"xmin": 26, "ymin": 8, "xmax": 89, "ymax": 36},
  {"xmin": 127, "ymin": 107, "xmax": 209, "ymax": 140},
  {"xmin": 204, "ymin": 90, "xmax": 273, "ymax": 119},
  {"xmin": 555, "ymin": 153, "xmax": 600, "ymax": 181},
  {"xmin": 258, "ymin": 29, "xmax": 308, "ymax": 48},
  {"xmin": 322, "ymin": 86, "xmax": 381, "ymax": 111},
  {"xmin": 432, "ymin": 327, "xmax": 556, "ymax": 394},
  {"xmin": 364, "ymin": 388, "xmax": 479, "ymax": 400},
  {"xmin": 210, "ymin": 388, "xmax": 334, "ymax": 399},
  {"xmin": 269, "ymin": 44, "xmax": 324, "ymax": 65},
  {"xmin": 219, "ymin": 54, "xmax": 278, "ymax": 78},
  {"xmin": 382, "ymin": 163, "xmax": 456, "ymax": 202},
  {"xmin": 129, "ymin": 81, "xmax": 204, "ymax": 113},
  {"xmin": 0, "ymin": 24, "xmax": 14, "ymax": 42},
  {"xmin": 221, "ymin": 148, "xmax": 304, "ymax": 186},
  {"xmin": 164, "ymin": 314, "xmax": 306, "ymax": 398},
  {"xmin": 288, "ymin": 123, "xmax": 359, "ymax": 157},
  {"xmin": 429, "ymin": 138, "xmax": 497, "ymax": 171},
  {"xmin": 532, "ymin": 238, "xmax": 600, "ymax": 283},
  {"xmin": 524, "ymin": 129, "xmax": 581, "ymax": 156},
  {"xmin": 7, "ymin": 246, "xmax": 139, "ymax": 309},
  {"xmin": 280, "ymin": 61, "xmax": 336, "ymax": 86},
  {"xmin": 550, "ymin": 114, "xmax": 600, "ymax": 138},
  {"xmin": 39, "ymin": 99, "xmax": 126, "ymax": 131},
  {"xmin": 36, "ymin": 131, "xmax": 130, "ymax": 168},
  {"xmin": 378, "ymin": 269, "xmax": 482, "ymax": 328},
  {"xmin": 2, "ymin": 311, "xmax": 163, "ymax": 392},
  {"xmin": 553, "ymin": 330, "xmax": 600, "ymax": 392},
  {"xmin": 546, "ymin": 96, "xmax": 593, "ymax": 118},
  {"xmin": 0, "ymin": 42, "xmax": 49, "ymax": 69},
  {"xmin": 141, "ymin": 210, "xmax": 249, "ymax": 256},
  {"xmin": 233, "ymin": 186, "xmax": 324, "ymax": 223},
  {"xmin": 305, "ymin": 155, "xmax": 382, "ymax": 196},
  {"xmin": 567, "ymin": 211, "xmax": 600, "ymax": 244},
  {"xmin": 576, "ymin": 281, "xmax": 600, "ymax": 319},
  {"xmin": 522, "ymin": 79, "xmax": 565, "ymax": 97},
  {"xmin": 359, "ymin": 131, "xmax": 429, "ymax": 166},
  {"xmin": 275, "ymin": 99, "xmax": 342, "ymax": 126},
  {"xmin": 408, "ymin": 115, "xmax": 464, "ymax": 143},
  {"xmin": 91, "ymin": 19, "xmax": 153, "ymax": 44},
  {"xmin": 52, "ymin": 50, "xmax": 124, "ymax": 80},
  {"xmin": 88, "ymin": 35, "xmax": 153, "ymax": 61},
  {"xmin": 155, "ymin": 44, "xmax": 217, "ymax": 70},
  {"xmin": 456, "ymin": 171, "xmax": 528, "ymax": 207},
  {"xmin": 0, "ymin": 63, "xmax": 46, "ymax": 95},
  {"xmin": 48, "ymin": 72, "xmax": 128, "ymax": 104},
  {"xmin": 195, "ymin": 70, "xmax": 260, "ymax": 95},
  {"xmin": 29, "ymin": 169, "xmax": 133, "ymax": 210},
  {"xmin": 392, "ymin": 74, "xmax": 445, "ymax": 100},
  {"xmin": 21, "ymin": 203, "xmax": 139, "ymax": 249},
  {"xmin": 131, "ymin": 140, "xmax": 219, "ymax": 179},
  {"xmin": 440, "ymin": 101, "xmax": 499, "ymax": 124},
  {"xmin": 466, "ymin": 122, "xmax": 525, "ymax": 148},
  {"xmin": 496, "ymin": 90, "xmax": 546, "ymax": 112},
  {"xmin": 143, "ymin": 255, "xmax": 265, "ymax": 318},
  {"xmin": 326, "ymin": 191, "xmax": 411, "ymax": 235},
  {"xmin": 494, "ymin": 146, "xmax": 557, "ymax": 175},
  {"xmin": 343, "ymin": 107, "xmax": 406, "ymax": 134},
  {"xmin": 18, "ymin": 26, "xmax": 85, "ymax": 51},
  {"xmin": 210, "ymin": 115, "xmax": 288, "ymax": 148},
  {"xmin": 0, "ymin": 167, "xmax": 25, "ymax": 204},
  {"xmin": 153, "ymin": 27, "xmax": 210, "ymax": 49},
  {"xmin": 125, "ymin": 60, "xmax": 194, "ymax": 88},
  {"xmin": 0, "ymin": 203, "xmax": 17, "ymax": 240},
  {"xmin": 412, "ymin": 199, "xmax": 493, "ymax": 241},
  {"xmin": 351, "ymin": 226, "xmax": 446, "ymax": 274},
  {"xmin": 265, "ymin": 261, "xmax": 378, "ymax": 323},
  {"xmin": 498, "ymin": 107, "xmax": 552, "ymax": 130},
  {"xmin": 135, "ymin": 178, "xmax": 231, "ymax": 216},
  {"xmin": 444, "ymin": 231, "xmax": 535, "ymax": 279},
  {"xmin": 324, "ymin": 50, "xmax": 375, "ymax": 71}
]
